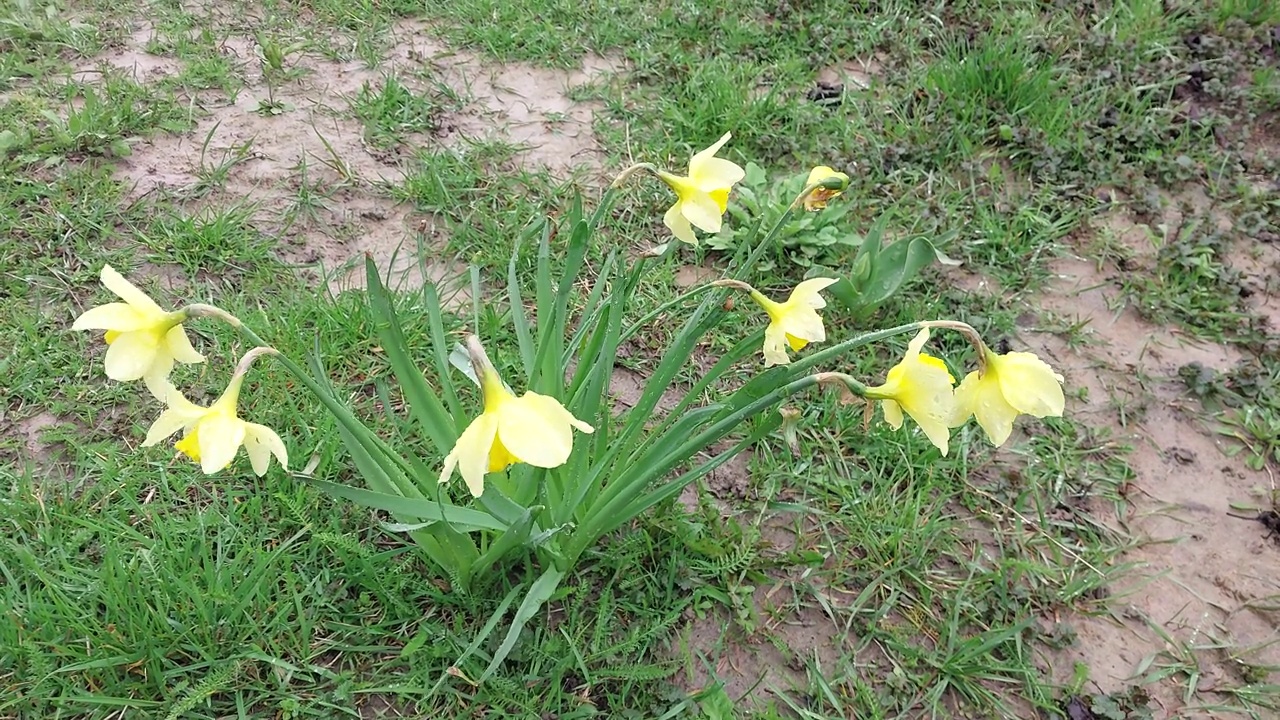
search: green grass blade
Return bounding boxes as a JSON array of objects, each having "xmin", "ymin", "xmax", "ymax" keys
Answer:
[{"xmin": 479, "ymin": 566, "xmax": 565, "ymax": 682}]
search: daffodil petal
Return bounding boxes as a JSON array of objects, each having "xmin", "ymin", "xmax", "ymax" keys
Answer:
[
  {"xmin": 995, "ymin": 352, "xmax": 1066, "ymax": 417},
  {"xmin": 496, "ymin": 393, "xmax": 578, "ymax": 469},
  {"xmin": 973, "ymin": 390, "xmax": 1018, "ymax": 447},
  {"xmin": 142, "ymin": 351, "xmax": 177, "ymax": 402},
  {"xmin": 779, "ymin": 307, "xmax": 826, "ymax": 344},
  {"xmin": 244, "ymin": 422, "xmax": 288, "ymax": 476},
  {"xmin": 692, "ymin": 157, "xmax": 745, "ymax": 190},
  {"xmin": 680, "ymin": 192, "xmax": 724, "ymax": 234},
  {"xmin": 881, "ymin": 399, "xmax": 905, "ymax": 429},
  {"xmin": 663, "ymin": 202, "xmax": 699, "ymax": 245},
  {"xmin": 789, "ymin": 277, "xmax": 838, "ymax": 309},
  {"xmin": 762, "ymin": 322, "xmax": 792, "ymax": 366},
  {"xmin": 915, "ymin": 414, "xmax": 951, "ymax": 456},
  {"xmin": 143, "ymin": 404, "xmax": 204, "ymax": 446},
  {"xmin": 948, "ymin": 371, "xmax": 980, "ymax": 427},
  {"xmin": 445, "ymin": 413, "xmax": 499, "ymax": 497},
  {"xmin": 100, "ymin": 265, "xmax": 165, "ymax": 315},
  {"xmin": 688, "ymin": 132, "xmax": 734, "ymax": 177},
  {"xmin": 905, "ymin": 328, "xmax": 931, "ymax": 358},
  {"xmin": 197, "ymin": 414, "xmax": 246, "ymax": 474},
  {"xmin": 166, "ymin": 325, "xmax": 204, "ymax": 364},
  {"xmin": 102, "ymin": 331, "xmax": 159, "ymax": 381},
  {"xmin": 72, "ymin": 303, "xmax": 150, "ymax": 331}
]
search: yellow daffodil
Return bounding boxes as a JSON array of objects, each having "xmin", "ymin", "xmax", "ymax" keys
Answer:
[
  {"xmin": 803, "ymin": 166, "xmax": 850, "ymax": 211},
  {"xmin": 72, "ymin": 264, "xmax": 203, "ymax": 401},
  {"xmin": 864, "ymin": 329, "xmax": 955, "ymax": 455},
  {"xmin": 441, "ymin": 337, "xmax": 594, "ymax": 497},
  {"xmin": 656, "ymin": 132, "xmax": 745, "ymax": 245},
  {"xmin": 949, "ymin": 347, "xmax": 1065, "ymax": 447},
  {"xmin": 741, "ymin": 277, "xmax": 838, "ymax": 367},
  {"xmin": 143, "ymin": 350, "xmax": 287, "ymax": 476}
]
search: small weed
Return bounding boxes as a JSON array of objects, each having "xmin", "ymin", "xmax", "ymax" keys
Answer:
[{"xmin": 350, "ymin": 75, "xmax": 439, "ymax": 148}]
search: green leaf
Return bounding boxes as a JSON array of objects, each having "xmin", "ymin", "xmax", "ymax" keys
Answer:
[
  {"xmin": 480, "ymin": 566, "xmax": 565, "ymax": 682},
  {"xmin": 305, "ymin": 478, "xmax": 509, "ymax": 533},
  {"xmin": 365, "ymin": 256, "xmax": 458, "ymax": 457},
  {"xmin": 470, "ymin": 506, "xmax": 540, "ymax": 580},
  {"xmin": 695, "ymin": 683, "xmax": 736, "ymax": 720}
]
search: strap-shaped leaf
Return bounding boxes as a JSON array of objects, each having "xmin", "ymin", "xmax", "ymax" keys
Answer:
[
  {"xmin": 306, "ymin": 478, "xmax": 509, "ymax": 533},
  {"xmin": 469, "ymin": 505, "xmax": 541, "ymax": 581},
  {"xmin": 364, "ymin": 255, "xmax": 458, "ymax": 456}
]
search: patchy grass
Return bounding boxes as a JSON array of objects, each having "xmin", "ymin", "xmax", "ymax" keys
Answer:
[{"xmin": 3, "ymin": 0, "xmax": 1280, "ymax": 718}]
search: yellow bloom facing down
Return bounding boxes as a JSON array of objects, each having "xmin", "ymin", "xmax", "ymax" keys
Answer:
[
  {"xmin": 656, "ymin": 132, "xmax": 745, "ymax": 245},
  {"xmin": 71, "ymin": 264, "xmax": 203, "ymax": 401},
  {"xmin": 441, "ymin": 338, "xmax": 594, "ymax": 498},
  {"xmin": 950, "ymin": 348, "xmax": 1065, "ymax": 447},
  {"xmin": 746, "ymin": 277, "xmax": 839, "ymax": 367},
  {"xmin": 143, "ymin": 372, "xmax": 287, "ymax": 477},
  {"xmin": 803, "ymin": 166, "xmax": 850, "ymax": 212},
  {"xmin": 865, "ymin": 329, "xmax": 956, "ymax": 455}
]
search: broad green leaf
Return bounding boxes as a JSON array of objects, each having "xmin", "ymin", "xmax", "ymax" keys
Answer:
[{"xmin": 305, "ymin": 478, "xmax": 509, "ymax": 533}]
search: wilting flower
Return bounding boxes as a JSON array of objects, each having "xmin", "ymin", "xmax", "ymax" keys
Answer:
[
  {"xmin": 950, "ymin": 346, "xmax": 1065, "ymax": 447},
  {"xmin": 803, "ymin": 166, "xmax": 850, "ymax": 211},
  {"xmin": 441, "ymin": 337, "xmax": 594, "ymax": 497},
  {"xmin": 72, "ymin": 264, "xmax": 203, "ymax": 400},
  {"xmin": 656, "ymin": 132, "xmax": 745, "ymax": 245},
  {"xmin": 741, "ymin": 277, "xmax": 839, "ymax": 367},
  {"xmin": 143, "ymin": 349, "xmax": 287, "ymax": 476},
  {"xmin": 864, "ymin": 329, "xmax": 955, "ymax": 455}
]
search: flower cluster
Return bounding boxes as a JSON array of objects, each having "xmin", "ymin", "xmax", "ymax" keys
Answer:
[
  {"xmin": 74, "ymin": 133, "xmax": 1065, "ymax": 499},
  {"xmin": 73, "ymin": 266, "xmax": 287, "ymax": 476}
]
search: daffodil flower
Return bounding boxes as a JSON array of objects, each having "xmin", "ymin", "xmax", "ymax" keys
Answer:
[
  {"xmin": 143, "ymin": 349, "xmax": 287, "ymax": 476},
  {"xmin": 441, "ymin": 337, "xmax": 594, "ymax": 497},
  {"xmin": 864, "ymin": 329, "xmax": 956, "ymax": 455},
  {"xmin": 803, "ymin": 166, "xmax": 850, "ymax": 211},
  {"xmin": 730, "ymin": 278, "xmax": 838, "ymax": 367},
  {"xmin": 72, "ymin": 264, "xmax": 204, "ymax": 400},
  {"xmin": 949, "ymin": 346, "xmax": 1065, "ymax": 447},
  {"xmin": 656, "ymin": 132, "xmax": 745, "ymax": 245}
]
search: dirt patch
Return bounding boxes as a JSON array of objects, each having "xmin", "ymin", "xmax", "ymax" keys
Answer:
[
  {"xmin": 1010, "ymin": 243, "xmax": 1280, "ymax": 712},
  {"xmin": 73, "ymin": 23, "xmax": 180, "ymax": 84},
  {"xmin": 815, "ymin": 55, "xmax": 885, "ymax": 92},
  {"xmin": 674, "ymin": 263, "xmax": 720, "ymax": 289},
  {"xmin": 678, "ymin": 585, "xmax": 842, "ymax": 706},
  {"xmin": 15, "ymin": 412, "xmax": 61, "ymax": 462},
  {"xmin": 99, "ymin": 19, "xmax": 619, "ymax": 296}
]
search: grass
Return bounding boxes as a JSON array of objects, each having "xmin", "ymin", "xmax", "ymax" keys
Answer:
[{"xmin": 2, "ymin": 0, "xmax": 1279, "ymax": 718}]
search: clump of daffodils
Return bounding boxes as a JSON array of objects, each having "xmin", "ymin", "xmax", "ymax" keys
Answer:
[{"xmin": 73, "ymin": 131, "xmax": 1069, "ymax": 674}]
